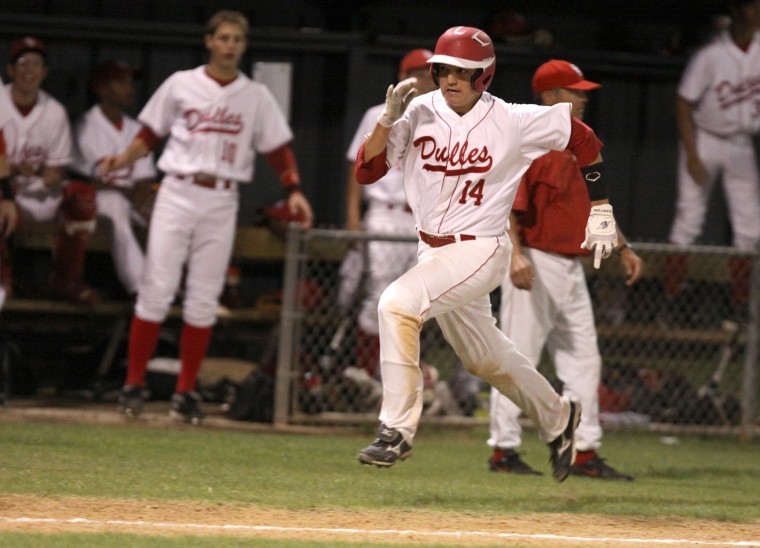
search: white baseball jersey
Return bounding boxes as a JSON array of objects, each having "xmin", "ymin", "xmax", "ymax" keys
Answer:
[
  {"xmin": 73, "ymin": 105, "xmax": 157, "ymax": 187},
  {"xmin": 678, "ymin": 29, "xmax": 760, "ymax": 137},
  {"xmin": 139, "ymin": 66, "xmax": 292, "ymax": 181},
  {"xmin": 348, "ymin": 104, "xmax": 407, "ymax": 205},
  {"xmin": 1, "ymin": 84, "xmax": 71, "ymax": 196},
  {"xmin": 385, "ymin": 90, "xmax": 572, "ymax": 236}
]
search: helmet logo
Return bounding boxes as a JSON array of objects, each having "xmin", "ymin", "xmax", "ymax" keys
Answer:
[{"xmin": 451, "ymin": 26, "xmax": 491, "ymax": 47}]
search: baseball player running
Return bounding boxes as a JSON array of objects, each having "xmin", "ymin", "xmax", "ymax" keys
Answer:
[
  {"xmin": 343, "ymin": 48, "xmax": 436, "ymax": 377},
  {"xmin": 664, "ymin": 0, "xmax": 760, "ymax": 324},
  {"xmin": 2, "ymin": 36, "xmax": 100, "ymax": 305},
  {"xmin": 487, "ymin": 60, "xmax": 642, "ymax": 480},
  {"xmin": 354, "ymin": 26, "xmax": 618, "ymax": 482},
  {"xmin": 100, "ymin": 10, "xmax": 313, "ymax": 424},
  {"xmin": 72, "ymin": 60, "xmax": 158, "ymax": 296}
]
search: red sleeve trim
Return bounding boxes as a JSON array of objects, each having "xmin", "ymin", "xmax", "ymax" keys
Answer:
[
  {"xmin": 0, "ymin": 129, "xmax": 6, "ymax": 155},
  {"xmin": 355, "ymin": 142, "xmax": 389, "ymax": 184},
  {"xmin": 567, "ymin": 116, "xmax": 603, "ymax": 167},
  {"xmin": 136, "ymin": 126, "xmax": 161, "ymax": 152},
  {"xmin": 265, "ymin": 144, "xmax": 301, "ymax": 188}
]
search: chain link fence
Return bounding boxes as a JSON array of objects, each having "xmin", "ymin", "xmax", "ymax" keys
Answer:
[{"xmin": 273, "ymin": 227, "xmax": 759, "ymax": 439}]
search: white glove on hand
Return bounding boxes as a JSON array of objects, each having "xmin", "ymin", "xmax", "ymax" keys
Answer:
[
  {"xmin": 581, "ymin": 204, "xmax": 618, "ymax": 269},
  {"xmin": 377, "ymin": 77, "xmax": 419, "ymax": 128}
]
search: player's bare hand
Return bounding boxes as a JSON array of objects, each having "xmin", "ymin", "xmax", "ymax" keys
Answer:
[
  {"xmin": 686, "ymin": 155, "xmax": 707, "ymax": 187},
  {"xmin": 619, "ymin": 246, "xmax": 643, "ymax": 286},
  {"xmin": 288, "ymin": 191, "xmax": 314, "ymax": 230},
  {"xmin": 0, "ymin": 200, "xmax": 18, "ymax": 237},
  {"xmin": 377, "ymin": 77, "xmax": 418, "ymax": 128},
  {"xmin": 98, "ymin": 155, "xmax": 127, "ymax": 178},
  {"xmin": 509, "ymin": 253, "xmax": 534, "ymax": 290},
  {"xmin": 581, "ymin": 204, "xmax": 618, "ymax": 269}
]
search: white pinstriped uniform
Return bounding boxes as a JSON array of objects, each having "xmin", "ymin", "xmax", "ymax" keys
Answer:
[
  {"xmin": 135, "ymin": 66, "xmax": 293, "ymax": 326},
  {"xmin": 669, "ymin": 30, "xmax": 760, "ymax": 250},
  {"xmin": 374, "ymin": 89, "xmax": 576, "ymax": 444}
]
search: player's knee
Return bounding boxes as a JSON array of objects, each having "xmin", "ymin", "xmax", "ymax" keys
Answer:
[{"xmin": 183, "ymin": 304, "xmax": 217, "ymax": 328}]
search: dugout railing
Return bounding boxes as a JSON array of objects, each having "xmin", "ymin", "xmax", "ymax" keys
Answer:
[{"xmin": 274, "ymin": 226, "xmax": 759, "ymax": 440}]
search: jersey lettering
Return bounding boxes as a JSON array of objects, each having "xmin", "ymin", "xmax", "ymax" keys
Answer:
[
  {"xmin": 185, "ymin": 107, "xmax": 243, "ymax": 135},
  {"xmin": 413, "ymin": 136, "xmax": 493, "ymax": 176},
  {"xmin": 458, "ymin": 178, "xmax": 485, "ymax": 206}
]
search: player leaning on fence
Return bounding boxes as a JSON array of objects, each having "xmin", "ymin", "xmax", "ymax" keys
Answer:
[
  {"xmin": 353, "ymin": 25, "xmax": 619, "ymax": 481},
  {"xmin": 99, "ymin": 10, "xmax": 313, "ymax": 424}
]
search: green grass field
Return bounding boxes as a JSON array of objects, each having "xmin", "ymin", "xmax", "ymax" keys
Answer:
[{"xmin": 0, "ymin": 419, "xmax": 758, "ymax": 546}]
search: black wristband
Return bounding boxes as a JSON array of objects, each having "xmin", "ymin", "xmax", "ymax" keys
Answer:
[
  {"xmin": 580, "ymin": 164, "xmax": 608, "ymax": 201},
  {"xmin": 284, "ymin": 183, "xmax": 302, "ymax": 196},
  {"xmin": 617, "ymin": 242, "xmax": 632, "ymax": 253},
  {"xmin": 0, "ymin": 177, "xmax": 14, "ymax": 201}
]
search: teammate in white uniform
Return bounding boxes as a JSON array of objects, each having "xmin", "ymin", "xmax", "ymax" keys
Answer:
[
  {"xmin": 487, "ymin": 60, "xmax": 642, "ymax": 481},
  {"xmin": 0, "ymin": 128, "xmax": 16, "ymax": 311},
  {"xmin": 354, "ymin": 26, "xmax": 619, "ymax": 481},
  {"xmin": 343, "ymin": 48, "xmax": 436, "ymax": 377},
  {"xmin": 665, "ymin": 0, "xmax": 760, "ymax": 322},
  {"xmin": 100, "ymin": 10, "xmax": 313, "ymax": 423},
  {"xmin": 72, "ymin": 60, "xmax": 158, "ymax": 295},
  {"xmin": 3, "ymin": 36, "xmax": 100, "ymax": 305}
]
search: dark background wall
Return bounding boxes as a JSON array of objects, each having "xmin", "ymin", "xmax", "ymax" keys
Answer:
[{"xmin": 0, "ymin": 0, "xmax": 741, "ymax": 244}]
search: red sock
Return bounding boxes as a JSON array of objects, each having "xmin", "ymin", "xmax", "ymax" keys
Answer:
[
  {"xmin": 176, "ymin": 323, "xmax": 212, "ymax": 393},
  {"xmin": 575, "ymin": 450, "xmax": 597, "ymax": 465},
  {"xmin": 125, "ymin": 316, "xmax": 162, "ymax": 387}
]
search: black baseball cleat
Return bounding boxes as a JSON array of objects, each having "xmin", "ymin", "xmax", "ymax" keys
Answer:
[
  {"xmin": 170, "ymin": 391, "xmax": 205, "ymax": 425},
  {"xmin": 548, "ymin": 398, "xmax": 582, "ymax": 482},
  {"xmin": 571, "ymin": 451, "xmax": 634, "ymax": 481},
  {"xmin": 488, "ymin": 448, "xmax": 543, "ymax": 475},
  {"xmin": 118, "ymin": 385, "xmax": 145, "ymax": 418},
  {"xmin": 357, "ymin": 424, "xmax": 413, "ymax": 468}
]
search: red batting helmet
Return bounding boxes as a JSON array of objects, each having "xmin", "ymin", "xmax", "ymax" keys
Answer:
[{"xmin": 428, "ymin": 26, "xmax": 496, "ymax": 92}]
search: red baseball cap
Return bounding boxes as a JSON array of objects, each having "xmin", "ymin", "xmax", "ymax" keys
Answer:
[
  {"xmin": 399, "ymin": 48, "xmax": 433, "ymax": 75},
  {"xmin": 10, "ymin": 36, "xmax": 47, "ymax": 63},
  {"xmin": 90, "ymin": 60, "xmax": 138, "ymax": 89},
  {"xmin": 532, "ymin": 59, "xmax": 600, "ymax": 94}
]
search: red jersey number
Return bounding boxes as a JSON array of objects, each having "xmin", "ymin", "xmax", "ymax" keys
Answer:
[
  {"xmin": 458, "ymin": 178, "xmax": 484, "ymax": 206},
  {"xmin": 221, "ymin": 141, "xmax": 237, "ymax": 165}
]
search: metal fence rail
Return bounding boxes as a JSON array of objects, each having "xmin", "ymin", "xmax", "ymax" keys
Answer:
[{"xmin": 275, "ymin": 227, "xmax": 758, "ymax": 439}]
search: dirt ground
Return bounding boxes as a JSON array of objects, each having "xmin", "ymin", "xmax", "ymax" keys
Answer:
[
  {"xmin": 1, "ymin": 493, "xmax": 759, "ymax": 546},
  {"xmin": 1, "ymin": 400, "xmax": 759, "ymax": 547}
]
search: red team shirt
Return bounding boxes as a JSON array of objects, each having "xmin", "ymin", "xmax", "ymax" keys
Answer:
[{"xmin": 513, "ymin": 149, "xmax": 591, "ymax": 258}]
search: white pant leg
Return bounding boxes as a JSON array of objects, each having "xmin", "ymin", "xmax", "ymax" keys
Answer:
[
  {"xmin": 669, "ymin": 130, "xmax": 722, "ymax": 246},
  {"xmin": 721, "ymin": 138, "xmax": 760, "ymax": 250},
  {"xmin": 96, "ymin": 190, "xmax": 144, "ymax": 294},
  {"xmin": 488, "ymin": 248, "xmax": 565, "ymax": 449},
  {"xmin": 136, "ymin": 179, "xmax": 193, "ymax": 322},
  {"xmin": 377, "ymin": 235, "xmax": 568, "ymax": 444},
  {"xmin": 544, "ymin": 255, "xmax": 602, "ymax": 451},
  {"xmin": 358, "ymin": 205, "xmax": 416, "ymax": 334}
]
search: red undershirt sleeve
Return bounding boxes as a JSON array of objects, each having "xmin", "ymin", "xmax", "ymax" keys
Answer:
[
  {"xmin": 136, "ymin": 126, "xmax": 161, "ymax": 152},
  {"xmin": 567, "ymin": 116, "xmax": 603, "ymax": 167},
  {"xmin": 264, "ymin": 144, "xmax": 301, "ymax": 188},
  {"xmin": 354, "ymin": 142, "xmax": 389, "ymax": 184}
]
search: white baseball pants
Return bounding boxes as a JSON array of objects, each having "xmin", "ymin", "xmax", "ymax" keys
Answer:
[
  {"xmin": 488, "ymin": 248, "xmax": 602, "ymax": 452},
  {"xmin": 135, "ymin": 175, "xmax": 238, "ymax": 327},
  {"xmin": 377, "ymin": 234, "xmax": 571, "ymax": 445},
  {"xmin": 669, "ymin": 129, "xmax": 760, "ymax": 250}
]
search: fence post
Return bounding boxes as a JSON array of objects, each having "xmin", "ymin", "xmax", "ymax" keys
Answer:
[
  {"xmin": 273, "ymin": 223, "xmax": 303, "ymax": 428},
  {"xmin": 741, "ymin": 247, "xmax": 760, "ymax": 440}
]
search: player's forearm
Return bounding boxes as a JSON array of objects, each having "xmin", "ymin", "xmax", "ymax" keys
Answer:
[
  {"xmin": 122, "ymin": 138, "xmax": 150, "ymax": 165},
  {"xmin": 675, "ymin": 96, "xmax": 699, "ymax": 159},
  {"xmin": 362, "ymin": 124, "xmax": 391, "ymax": 162},
  {"xmin": 507, "ymin": 213, "xmax": 525, "ymax": 257},
  {"xmin": 345, "ymin": 163, "xmax": 362, "ymax": 229}
]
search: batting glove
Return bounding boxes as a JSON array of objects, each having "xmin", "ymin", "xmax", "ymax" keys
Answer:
[
  {"xmin": 377, "ymin": 77, "xmax": 418, "ymax": 128},
  {"xmin": 581, "ymin": 204, "xmax": 618, "ymax": 269}
]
